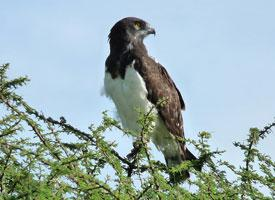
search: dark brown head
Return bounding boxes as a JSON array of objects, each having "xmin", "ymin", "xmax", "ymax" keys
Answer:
[{"xmin": 108, "ymin": 17, "xmax": 155, "ymax": 52}]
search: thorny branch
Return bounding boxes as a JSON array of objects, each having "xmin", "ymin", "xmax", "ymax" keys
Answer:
[
  {"xmin": 245, "ymin": 121, "xmax": 275, "ymax": 172},
  {"xmin": 1, "ymin": 63, "xmax": 274, "ymax": 199}
]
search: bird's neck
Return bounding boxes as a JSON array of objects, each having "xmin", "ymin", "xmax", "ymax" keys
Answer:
[{"xmin": 109, "ymin": 37, "xmax": 147, "ymax": 56}]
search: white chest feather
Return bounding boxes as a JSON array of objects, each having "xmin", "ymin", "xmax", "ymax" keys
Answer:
[
  {"xmin": 104, "ymin": 61, "xmax": 180, "ymax": 160},
  {"xmin": 104, "ymin": 61, "xmax": 155, "ymax": 133}
]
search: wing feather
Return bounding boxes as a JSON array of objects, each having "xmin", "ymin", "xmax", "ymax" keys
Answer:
[{"xmin": 134, "ymin": 56, "xmax": 185, "ymax": 138}]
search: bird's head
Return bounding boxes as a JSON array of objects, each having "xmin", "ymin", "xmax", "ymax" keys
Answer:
[{"xmin": 108, "ymin": 17, "xmax": 155, "ymax": 45}]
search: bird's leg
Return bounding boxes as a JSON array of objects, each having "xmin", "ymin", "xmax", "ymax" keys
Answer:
[
  {"xmin": 126, "ymin": 139, "xmax": 144, "ymax": 177},
  {"xmin": 126, "ymin": 140, "xmax": 142, "ymax": 160}
]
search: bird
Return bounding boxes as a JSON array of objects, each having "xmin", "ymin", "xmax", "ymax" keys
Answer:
[{"xmin": 104, "ymin": 17, "xmax": 198, "ymax": 182}]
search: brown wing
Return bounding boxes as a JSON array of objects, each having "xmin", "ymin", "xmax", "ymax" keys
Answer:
[{"xmin": 134, "ymin": 56, "xmax": 185, "ymax": 138}]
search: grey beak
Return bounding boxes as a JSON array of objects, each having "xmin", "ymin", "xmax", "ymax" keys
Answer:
[{"xmin": 147, "ymin": 27, "xmax": 156, "ymax": 35}]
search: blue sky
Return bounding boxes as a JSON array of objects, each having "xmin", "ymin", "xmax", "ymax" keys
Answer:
[{"xmin": 1, "ymin": 0, "xmax": 274, "ymax": 175}]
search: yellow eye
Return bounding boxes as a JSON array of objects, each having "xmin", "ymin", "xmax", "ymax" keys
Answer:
[{"xmin": 134, "ymin": 21, "xmax": 141, "ymax": 29}]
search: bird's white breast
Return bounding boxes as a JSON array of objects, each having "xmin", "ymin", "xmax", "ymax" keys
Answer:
[
  {"xmin": 104, "ymin": 61, "xmax": 155, "ymax": 135},
  {"xmin": 104, "ymin": 60, "xmax": 179, "ymax": 159}
]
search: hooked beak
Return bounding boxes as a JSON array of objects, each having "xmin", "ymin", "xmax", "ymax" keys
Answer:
[{"xmin": 147, "ymin": 26, "xmax": 156, "ymax": 36}]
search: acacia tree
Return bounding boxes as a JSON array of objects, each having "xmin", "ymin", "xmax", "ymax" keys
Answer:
[{"xmin": 0, "ymin": 63, "xmax": 274, "ymax": 199}]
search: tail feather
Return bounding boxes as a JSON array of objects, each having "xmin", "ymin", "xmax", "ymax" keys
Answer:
[
  {"xmin": 184, "ymin": 146, "xmax": 197, "ymax": 161},
  {"xmin": 184, "ymin": 145, "xmax": 203, "ymax": 172},
  {"xmin": 165, "ymin": 144, "xmax": 200, "ymax": 183}
]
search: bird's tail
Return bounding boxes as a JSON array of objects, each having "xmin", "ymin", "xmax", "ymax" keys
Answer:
[
  {"xmin": 165, "ymin": 144, "xmax": 200, "ymax": 183},
  {"xmin": 180, "ymin": 143, "xmax": 197, "ymax": 160}
]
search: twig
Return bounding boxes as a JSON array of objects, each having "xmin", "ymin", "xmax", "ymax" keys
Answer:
[
  {"xmin": 245, "ymin": 121, "xmax": 275, "ymax": 172},
  {"xmin": 136, "ymin": 183, "xmax": 152, "ymax": 200}
]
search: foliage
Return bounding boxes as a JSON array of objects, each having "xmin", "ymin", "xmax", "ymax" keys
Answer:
[{"xmin": 0, "ymin": 63, "xmax": 274, "ymax": 199}]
